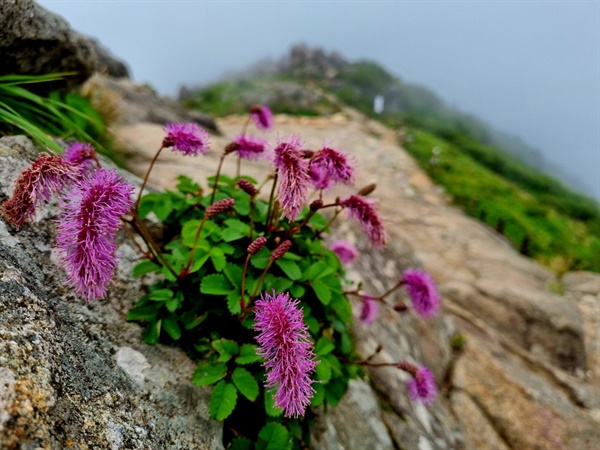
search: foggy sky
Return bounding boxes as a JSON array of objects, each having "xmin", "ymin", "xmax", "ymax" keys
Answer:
[{"xmin": 39, "ymin": 0, "xmax": 600, "ymax": 199}]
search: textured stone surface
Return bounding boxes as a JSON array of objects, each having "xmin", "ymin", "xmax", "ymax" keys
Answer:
[
  {"xmin": 114, "ymin": 107, "xmax": 600, "ymax": 450},
  {"xmin": 0, "ymin": 136, "xmax": 223, "ymax": 450},
  {"xmin": 0, "ymin": 0, "xmax": 128, "ymax": 90}
]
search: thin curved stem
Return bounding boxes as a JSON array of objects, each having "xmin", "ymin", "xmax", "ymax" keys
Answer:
[{"xmin": 136, "ymin": 145, "xmax": 164, "ymax": 208}]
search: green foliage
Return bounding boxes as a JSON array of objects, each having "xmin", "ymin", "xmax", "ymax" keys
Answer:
[
  {"xmin": 182, "ymin": 77, "xmax": 341, "ymax": 118},
  {"xmin": 129, "ymin": 174, "xmax": 357, "ymax": 448},
  {"xmin": 403, "ymin": 128, "xmax": 600, "ymax": 272},
  {"xmin": 0, "ymin": 73, "xmax": 112, "ymax": 156}
]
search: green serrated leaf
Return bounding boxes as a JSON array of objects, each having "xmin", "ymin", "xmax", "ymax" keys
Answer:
[
  {"xmin": 290, "ymin": 284, "xmax": 306, "ymax": 299},
  {"xmin": 210, "ymin": 247, "xmax": 227, "ymax": 272},
  {"xmin": 275, "ymin": 259, "xmax": 301, "ymax": 280},
  {"xmin": 232, "ymin": 367, "xmax": 259, "ymax": 401},
  {"xmin": 308, "ymin": 212, "xmax": 328, "ymax": 228},
  {"xmin": 165, "ymin": 291, "xmax": 183, "ymax": 313},
  {"xmin": 264, "ymin": 390, "xmax": 283, "ymax": 417},
  {"xmin": 315, "ymin": 337, "xmax": 335, "ymax": 356},
  {"xmin": 305, "ymin": 316, "xmax": 320, "ymax": 335},
  {"xmin": 221, "ymin": 227, "xmax": 247, "ymax": 242},
  {"xmin": 230, "ymin": 437, "xmax": 253, "ymax": 450},
  {"xmin": 272, "ymin": 277, "xmax": 294, "ymax": 293},
  {"xmin": 226, "ymin": 291, "xmax": 242, "ymax": 315},
  {"xmin": 224, "ymin": 264, "xmax": 243, "ymax": 289},
  {"xmin": 126, "ymin": 304, "xmax": 159, "ymax": 322},
  {"xmin": 200, "ymin": 274, "xmax": 233, "ymax": 295},
  {"xmin": 212, "ymin": 338, "xmax": 239, "ymax": 362},
  {"xmin": 224, "ymin": 218, "xmax": 250, "ymax": 233},
  {"xmin": 236, "ymin": 344, "xmax": 261, "ymax": 365},
  {"xmin": 250, "ymin": 247, "xmax": 271, "ymax": 270},
  {"xmin": 209, "ymin": 381, "xmax": 238, "ymax": 421},
  {"xmin": 132, "ymin": 260, "xmax": 161, "ymax": 277},
  {"xmin": 311, "ymin": 382, "xmax": 325, "ymax": 407},
  {"xmin": 192, "ymin": 362, "xmax": 228, "ymax": 386},
  {"xmin": 301, "ymin": 262, "xmax": 334, "ymax": 282},
  {"xmin": 315, "ymin": 358, "xmax": 331, "ymax": 383},
  {"xmin": 256, "ymin": 422, "xmax": 291, "ymax": 450},
  {"xmin": 191, "ymin": 253, "xmax": 210, "ymax": 273},
  {"xmin": 232, "ymin": 196, "xmax": 250, "ymax": 216},
  {"xmin": 149, "ymin": 288, "xmax": 174, "ymax": 302},
  {"xmin": 182, "ymin": 312, "xmax": 208, "ymax": 330},
  {"xmin": 331, "ymin": 292, "xmax": 353, "ymax": 323},
  {"xmin": 311, "ymin": 280, "xmax": 331, "ymax": 305},
  {"xmin": 162, "ymin": 316, "xmax": 182, "ymax": 340},
  {"xmin": 142, "ymin": 319, "xmax": 161, "ymax": 345}
]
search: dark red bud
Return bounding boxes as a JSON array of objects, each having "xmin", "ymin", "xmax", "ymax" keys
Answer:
[
  {"xmin": 270, "ymin": 240, "xmax": 292, "ymax": 261},
  {"xmin": 204, "ymin": 198, "xmax": 234, "ymax": 219},
  {"xmin": 247, "ymin": 236, "xmax": 267, "ymax": 255},
  {"xmin": 310, "ymin": 199, "xmax": 324, "ymax": 211}
]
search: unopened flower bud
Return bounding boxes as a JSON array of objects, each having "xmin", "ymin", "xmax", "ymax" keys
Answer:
[
  {"xmin": 237, "ymin": 179, "xmax": 257, "ymax": 197},
  {"xmin": 309, "ymin": 199, "xmax": 323, "ymax": 211},
  {"xmin": 394, "ymin": 303, "xmax": 408, "ymax": 312},
  {"xmin": 396, "ymin": 360, "xmax": 418, "ymax": 377},
  {"xmin": 225, "ymin": 142, "xmax": 241, "ymax": 154},
  {"xmin": 357, "ymin": 183, "xmax": 377, "ymax": 196},
  {"xmin": 270, "ymin": 240, "xmax": 292, "ymax": 261},
  {"xmin": 204, "ymin": 198, "xmax": 234, "ymax": 219},
  {"xmin": 248, "ymin": 236, "xmax": 267, "ymax": 255}
]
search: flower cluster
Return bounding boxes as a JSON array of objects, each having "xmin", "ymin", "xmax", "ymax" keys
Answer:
[
  {"xmin": 163, "ymin": 122, "xmax": 210, "ymax": 156},
  {"xmin": 254, "ymin": 291, "xmax": 317, "ymax": 417},
  {"xmin": 56, "ymin": 169, "xmax": 134, "ymax": 301}
]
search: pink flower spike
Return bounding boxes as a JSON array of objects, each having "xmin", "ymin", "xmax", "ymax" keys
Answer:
[
  {"xmin": 249, "ymin": 105, "xmax": 274, "ymax": 130},
  {"xmin": 273, "ymin": 135, "xmax": 310, "ymax": 221},
  {"xmin": 163, "ymin": 123, "xmax": 210, "ymax": 156},
  {"xmin": 340, "ymin": 195, "xmax": 388, "ymax": 248},
  {"xmin": 359, "ymin": 295, "xmax": 379, "ymax": 325},
  {"xmin": 254, "ymin": 291, "xmax": 317, "ymax": 418},
  {"xmin": 3, "ymin": 153, "xmax": 80, "ymax": 228},
  {"xmin": 56, "ymin": 169, "xmax": 134, "ymax": 301},
  {"xmin": 232, "ymin": 134, "xmax": 268, "ymax": 160},
  {"xmin": 309, "ymin": 146, "xmax": 355, "ymax": 190},
  {"xmin": 329, "ymin": 240, "xmax": 359, "ymax": 264},
  {"xmin": 407, "ymin": 365, "xmax": 437, "ymax": 404},
  {"xmin": 64, "ymin": 142, "xmax": 97, "ymax": 170},
  {"xmin": 403, "ymin": 269, "xmax": 440, "ymax": 319}
]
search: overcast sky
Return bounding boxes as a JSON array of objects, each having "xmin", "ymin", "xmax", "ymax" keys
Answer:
[{"xmin": 40, "ymin": 0, "xmax": 600, "ymax": 199}]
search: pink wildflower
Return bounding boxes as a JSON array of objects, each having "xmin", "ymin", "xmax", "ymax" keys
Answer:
[
  {"xmin": 359, "ymin": 295, "xmax": 379, "ymax": 325},
  {"xmin": 309, "ymin": 146, "xmax": 355, "ymax": 190},
  {"xmin": 249, "ymin": 105, "xmax": 274, "ymax": 130},
  {"xmin": 63, "ymin": 142, "xmax": 97, "ymax": 170},
  {"xmin": 3, "ymin": 153, "xmax": 80, "ymax": 228},
  {"xmin": 163, "ymin": 123, "xmax": 210, "ymax": 156},
  {"xmin": 254, "ymin": 291, "xmax": 317, "ymax": 418},
  {"xmin": 329, "ymin": 240, "xmax": 359, "ymax": 264},
  {"xmin": 56, "ymin": 169, "xmax": 134, "ymax": 301},
  {"xmin": 232, "ymin": 134, "xmax": 268, "ymax": 160},
  {"xmin": 398, "ymin": 362, "xmax": 437, "ymax": 404},
  {"xmin": 340, "ymin": 195, "xmax": 388, "ymax": 248},
  {"xmin": 273, "ymin": 135, "xmax": 310, "ymax": 220},
  {"xmin": 403, "ymin": 269, "xmax": 440, "ymax": 318}
]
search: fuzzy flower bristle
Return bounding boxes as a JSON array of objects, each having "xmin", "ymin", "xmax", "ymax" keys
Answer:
[
  {"xmin": 232, "ymin": 134, "xmax": 268, "ymax": 160},
  {"xmin": 64, "ymin": 142, "xmax": 97, "ymax": 169},
  {"xmin": 273, "ymin": 135, "xmax": 310, "ymax": 221},
  {"xmin": 309, "ymin": 146, "xmax": 355, "ymax": 190},
  {"xmin": 359, "ymin": 295, "xmax": 379, "ymax": 325},
  {"xmin": 3, "ymin": 153, "xmax": 80, "ymax": 228},
  {"xmin": 249, "ymin": 105, "xmax": 274, "ymax": 130},
  {"xmin": 56, "ymin": 168, "xmax": 134, "ymax": 301},
  {"xmin": 401, "ymin": 363, "xmax": 437, "ymax": 405},
  {"xmin": 163, "ymin": 123, "xmax": 210, "ymax": 156},
  {"xmin": 254, "ymin": 291, "xmax": 317, "ymax": 417},
  {"xmin": 403, "ymin": 269, "xmax": 440, "ymax": 318},
  {"xmin": 329, "ymin": 240, "xmax": 358, "ymax": 264},
  {"xmin": 340, "ymin": 195, "xmax": 388, "ymax": 248}
]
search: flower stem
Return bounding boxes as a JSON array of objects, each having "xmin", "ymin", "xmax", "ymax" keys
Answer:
[
  {"xmin": 209, "ymin": 151, "xmax": 228, "ymax": 205},
  {"xmin": 239, "ymin": 254, "xmax": 252, "ymax": 310},
  {"xmin": 136, "ymin": 146, "xmax": 164, "ymax": 208},
  {"xmin": 183, "ymin": 215, "xmax": 208, "ymax": 276},
  {"xmin": 250, "ymin": 259, "xmax": 274, "ymax": 303},
  {"xmin": 265, "ymin": 172, "xmax": 278, "ymax": 232}
]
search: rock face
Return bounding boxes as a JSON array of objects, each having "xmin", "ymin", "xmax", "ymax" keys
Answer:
[
  {"xmin": 0, "ymin": 0, "xmax": 128, "ymax": 90},
  {"xmin": 0, "ymin": 136, "xmax": 223, "ymax": 449},
  {"xmin": 113, "ymin": 101, "xmax": 600, "ymax": 449}
]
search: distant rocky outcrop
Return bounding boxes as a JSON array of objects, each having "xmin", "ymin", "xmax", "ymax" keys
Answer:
[{"xmin": 0, "ymin": 0, "xmax": 129, "ymax": 91}]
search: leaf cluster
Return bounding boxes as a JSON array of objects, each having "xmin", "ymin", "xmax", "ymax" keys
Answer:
[{"xmin": 128, "ymin": 174, "xmax": 359, "ymax": 448}]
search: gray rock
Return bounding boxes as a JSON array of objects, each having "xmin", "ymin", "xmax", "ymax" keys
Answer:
[
  {"xmin": 0, "ymin": 136, "xmax": 223, "ymax": 449},
  {"xmin": 0, "ymin": 0, "xmax": 128, "ymax": 91}
]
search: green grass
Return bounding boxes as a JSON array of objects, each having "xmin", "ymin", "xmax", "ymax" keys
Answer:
[
  {"xmin": 183, "ymin": 77, "xmax": 341, "ymax": 118},
  {"xmin": 404, "ymin": 128, "xmax": 600, "ymax": 273}
]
